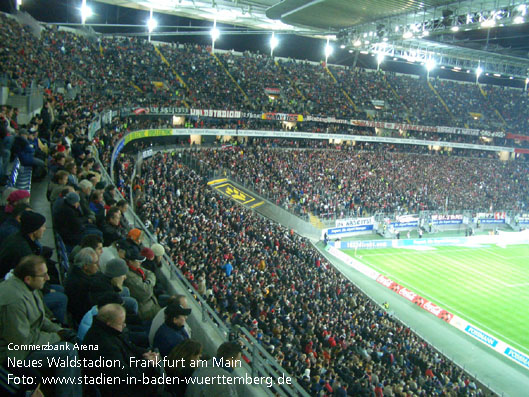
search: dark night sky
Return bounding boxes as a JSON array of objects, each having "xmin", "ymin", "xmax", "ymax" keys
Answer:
[{"xmin": 2, "ymin": 0, "xmax": 527, "ymax": 88}]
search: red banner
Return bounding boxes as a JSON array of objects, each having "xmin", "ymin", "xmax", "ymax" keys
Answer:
[{"xmin": 507, "ymin": 133, "xmax": 529, "ymax": 142}]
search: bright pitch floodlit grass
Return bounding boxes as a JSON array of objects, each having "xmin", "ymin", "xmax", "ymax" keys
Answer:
[{"xmin": 342, "ymin": 244, "xmax": 529, "ymax": 356}]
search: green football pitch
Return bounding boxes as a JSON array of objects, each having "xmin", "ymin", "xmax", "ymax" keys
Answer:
[{"xmin": 342, "ymin": 244, "xmax": 529, "ymax": 356}]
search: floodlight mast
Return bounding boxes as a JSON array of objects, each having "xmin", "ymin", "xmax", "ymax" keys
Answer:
[{"xmin": 476, "ymin": 64, "xmax": 483, "ymax": 84}]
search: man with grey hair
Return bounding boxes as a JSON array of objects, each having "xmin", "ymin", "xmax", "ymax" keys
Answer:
[{"xmin": 64, "ymin": 247, "xmax": 99, "ymax": 323}]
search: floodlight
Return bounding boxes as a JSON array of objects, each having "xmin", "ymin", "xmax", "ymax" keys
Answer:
[
  {"xmin": 493, "ymin": 73, "xmax": 501, "ymax": 77},
  {"xmin": 519, "ymin": 4, "xmax": 527, "ymax": 16},
  {"xmin": 425, "ymin": 59, "xmax": 436, "ymax": 72},
  {"xmin": 514, "ymin": 16, "xmax": 525, "ymax": 24},
  {"xmin": 382, "ymin": 37, "xmax": 389, "ymax": 42},
  {"xmin": 270, "ymin": 33, "xmax": 279, "ymax": 50},
  {"xmin": 377, "ymin": 53, "xmax": 385, "ymax": 65},
  {"xmin": 481, "ymin": 19, "xmax": 496, "ymax": 28},
  {"xmin": 451, "ymin": 26, "xmax": 459, "ymax": 32},
  {"xmin": 325, "ymin": 43, "xmax": 333, "ymax": 58},
  {"xmin": 422, "ymin": 30, "xmax": 430, "ymax": 37},
  {"xmin": 353, "ymin": 39, "xmax": 361, "ymax": 47},
  {"xmin": 81, "ymin": 1, "xmax": 92, "ymax": 24},
  {"xmin": 403, "ymin": 31, "xmax": 413, "ymax": 39},
  {"xmin": 147, "ymin": 17, "xmax": 157, "ymax": 33},
  {"xmin": 476, "ymin": 66, "xmax": 483, "ymax": 77},
  {"xmin": 211, "ymin": 27, "xmax": 220, "ymax": 42}
]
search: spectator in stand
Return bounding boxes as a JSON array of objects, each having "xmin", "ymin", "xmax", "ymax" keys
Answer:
[
  {"xmin": 69, "ymin": 233, "xmax": 104, "ymax": 264},
  {"xmin": 82, "ymin": 303, "xmax": 161, "ymax": 397},
  {"xmin": 0, "ymin": 211, "xmax": 47, "ymax": 278},
  {"xmin": 77, "ymin": 292, "xmax": 123, "ymax": 342},
  {"xmin": 153, "ymin": 300, "xmax": 192, "ymax": 357},
  {"xmin": 127, "ymin": 227, "xmax": 144, "ymax": 249},
  {"xmin": 123, "ymin": 244, "xmax": 161, "ymax": 321},
  {"xmin": 0, "ymin": 255, "xmax": 82, "ymax": 397},
  {"xmin": 0, "ymin": 202, "xmax": 31, "ymax": 246},
  {"xmin": 47, "ymin": 170, "xmax": 69, "ymax": 202},
  {"xmin": 102, "ymin": 206, "xmax": 126, "ymax": 246},
  {"xmin": 117, "ymin": 199, "xmax": 132, "ymax": 230},
  {"xmin": 54, "ymin": 191, "xmax": 85, "ymax": 248},
  {"xmin": 12, "ymin": 129, "xmax": 47, "ymax": 180},
  {"xmin": 2, "ymin": 189, "xmax": 30, "ymax": 223},
  {"xmin": 64, "ymin": 247, "xmax": 100, "ymax": 323},
  {"xmin": 165, "ymin": 340, "xmax": 203, "ymax": 397},
  {"xmin": 149, "ymin": 294, "xmax": 191, "ymax": 347},
  {"xmin": 185, "ymin": 341, "xmax": 242, "ymax": 397}
]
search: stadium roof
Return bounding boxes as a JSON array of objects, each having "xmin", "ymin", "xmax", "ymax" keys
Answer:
[{"xmin": 92, "ymin": 0, "xmax": 529, "ymax": 77}]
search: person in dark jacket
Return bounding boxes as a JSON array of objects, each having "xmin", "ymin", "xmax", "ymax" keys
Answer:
[
  {"xmin": 12, "ymin": 129, "xmax": 46, "ymax": 176},
  {"xmin": 153, "ymin": 301, "xmax": 191, "ymax": 357},
  {"xmin": 165, "ymin": 340, "xmax": 203, "ymax": 397},
  {"xmin": 102, "ymin": 206, "xmax": 125, "ymax": 246},
  {"xmin": 0, "ymin": 202, "xmax": 31, "ymax": 246},
  {"xmin": 54, "ymin": 191, "xmax": 85, "ymax": 247},
  {"xmin": 82, "ymin": 303, "xmax": 161, "ymax": 397},
  {"xmin": 89, "ymin": 258, "xmax": 139, "ymax": 316},
  {"xmin": 0, "ymin": 211, "xmax": 47, "ymax": 278},
  {"xmin": 64, "ymin": 247, "xmax": 99, "ymax": 323}
]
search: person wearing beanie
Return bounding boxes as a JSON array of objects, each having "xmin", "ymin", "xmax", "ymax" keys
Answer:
[
  {"xmin": 0, "ymin": 211, "xmax": 47, "ymax": 278},
  {"xmin": 4, "ymin": 189, "xmax": 30, "ymax": 214},
  {"xmin": 126, "ymin": 228, "xmax": 143, "ymax": 248},
  {"xmin": 89, "ymin": 258, "xmax": 139, "ymax": 317},
  {"xmin": 54, "ymin": 191, "xmax": 85, "ymax": 248},
  {"xmin": 0, "ymin": 202, "xmax": 31, "ymax": 246}
]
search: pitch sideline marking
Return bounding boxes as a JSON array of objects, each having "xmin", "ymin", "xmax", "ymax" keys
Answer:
[{"xmin": 356, "ymin": 256, "xmax": 529, "ymax": 353}]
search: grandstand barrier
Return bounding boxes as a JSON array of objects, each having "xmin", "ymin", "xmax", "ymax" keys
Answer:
[
  {"xmin": 94, "ymin": 152, "xmax": 311, "ymax": 397},
  {"xmin": 325, "ymin": 232, "xmax": 529, "ymax": 372}
]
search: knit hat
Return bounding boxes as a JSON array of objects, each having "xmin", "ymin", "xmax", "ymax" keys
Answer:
[
  {"xmin": 103, "ymin": 258, "xmax": 128, "ymax": 278},
  {"xmin": 151, "ymin": 243, "xmax": 165, "ymax": 257},
  {"xmin": 65, "ymin": 192, "xmax": 80, "ymax": 206},
  {"xmin": 95, "ymin": 181, "xmax": 106, "ymax": 190},
  {"xmin": 21, "ymin": 211, "xmax": 46, "ymax": 235},
  {"xmin": 125, "ymin": 245, "xmax": 146, "ymax": 262},
  {"xmin": 140, "ymin": 247, "xmax": 155, "ymax": 261},
  {"xmin": 5, "ymin": 190, "xmax": 30, "ymax": 213},
  {"xmin": 127, "ymin": 228, "xmax": 142, "ymax": 244}
]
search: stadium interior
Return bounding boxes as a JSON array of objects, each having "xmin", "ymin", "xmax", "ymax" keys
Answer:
[{"xmin": 1, "ymin": 0, "xmax": 529, "ymax": 396}]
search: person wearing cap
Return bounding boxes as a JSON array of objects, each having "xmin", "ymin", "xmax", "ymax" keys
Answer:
[
  {"xmin": 123, "ymin": 245, "xmax": 161, "ymax": 321},
  {"xmin": 64, "ymin": 247, "xmax": 100, "ymax": 323},
  {"xmin": 153, "ymin": 300, "xmax": 192, "ymax": 357},
  {"xmin": 54, "ymin": 191, "xmax": 86, "ymax": 247},
  {"xmin": 148, "ymin": 294, "xmax": 192, "ymax": 347},
  {"xmin": 0, "ymin": 255, "xmax": 82, "ymax": 397},
  {"xmin": 89, "ymin": 258, "xmax": 139, "ymax": 317},
  {"xmin": 102, "ymin": 206, "xmax": 126, "ymax": 246},
  {"xmin": 0, "ymin": 210, "xmax": 47, "ymax": 278}
]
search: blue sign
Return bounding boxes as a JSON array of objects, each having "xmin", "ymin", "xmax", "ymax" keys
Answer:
[
  {"xmin": 327, "ymin": 225, "xmax": 373, "ymax": 236},
  {"xmin": 504, "ymin": 348, "xmax": 529, "ymax": 369},
  {"xmin": 464, "ymin": 325, "xmax": 498, "ymax": 347},
  {"xmin": 433, "ymin": 219, "xmax": 463, "ymax": 225},
  {"xmin": 390, "ymin": 221, "xmax": 419, "ymax": 228},
  {"xmin": 480, "ymin": 219, "xmax": 505, "ymax": 224}
]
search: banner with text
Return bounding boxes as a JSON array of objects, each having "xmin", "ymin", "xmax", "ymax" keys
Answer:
[
  {"xmin": 432, "ymin": 214, "xmax": 463, "ymax": 225},
  {"xmin": 336, "ymin": 217, "xmax": 374, "ymax": 228}
]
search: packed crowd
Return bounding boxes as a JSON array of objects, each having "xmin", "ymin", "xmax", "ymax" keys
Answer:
[
  {"xmin": 0, "ymin": 11, "xmax": 517, "ymax": 396},
  {"xmin": 181, "ymin": 147, "xmax": 529, "ymax": 217},
  {"xmin": 134, "ymin": 152, "xmax": 488, "ymax": 396}
]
